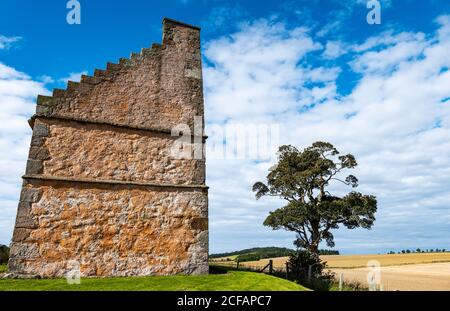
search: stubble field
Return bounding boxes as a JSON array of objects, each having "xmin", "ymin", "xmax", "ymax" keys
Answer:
[
  {"xmin": 233, "ymin": 252, "xmax": 450, "ymax": 269},
  {"xmin": 216, "ymin": 252, "xmax": 450, "ymax": 290}
]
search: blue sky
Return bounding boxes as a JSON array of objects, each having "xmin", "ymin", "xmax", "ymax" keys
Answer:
[
  {"xmin": 1, "ymin": 0, "xmax": 450, "ymax": 254},
  {"xmin": 1, "ymin": 0, "xmax": 445, "ymax": 85}
]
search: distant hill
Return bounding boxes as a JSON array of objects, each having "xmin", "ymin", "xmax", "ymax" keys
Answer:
[
  {"xmin": 0, "ymin": 245, "xmax": 9, "ymax": 264},
  {"xmin": 210, "ymin": 247, "xmax": 294, "ymax": 260},
  {"xmin": 210, "ymin": 247, "xmax": 339, "ymax": 262}
]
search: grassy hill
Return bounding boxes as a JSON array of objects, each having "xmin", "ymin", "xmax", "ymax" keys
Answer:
[
  {"xmin": 0, "ymin": 268, "xmax": 307, "ymax": 291},
  {"xmin": 210, "ymin": 247, "xmax": 295, "ymax": 260}
]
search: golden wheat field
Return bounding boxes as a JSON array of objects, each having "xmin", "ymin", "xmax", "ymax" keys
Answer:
[
  {"xmin": 214, "ymin": 253, "xmax": 450, "ymax": 290},
  {"xmin": 234, "ymin": 252, "xmax": 450, "ymax": 269},
  {"xmin": 331, "ymin": 262, "xmax": 450, "ymax": 291}
]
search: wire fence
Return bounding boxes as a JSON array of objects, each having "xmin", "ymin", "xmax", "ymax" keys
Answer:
[
  {"xmin": 210, "ymin": 259, "xmax": 376, "ymax": 291},
  {"xmin": 212, "ymin": 259, "xmax": 312, "ymax": 281}
]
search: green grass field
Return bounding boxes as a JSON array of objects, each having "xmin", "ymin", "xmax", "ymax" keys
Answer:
[
  {"xmin": 0, "ymin": 267, "xmax": 307, "ymax": 291},
  {"xmin": 0, "ymin": 264, "xmax": 6, "ymax": 273}
]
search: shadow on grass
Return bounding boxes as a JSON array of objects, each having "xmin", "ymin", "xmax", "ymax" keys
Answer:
[{"xmin": 208, "ymin": 265, "xmax": 228, "ymax": 274}]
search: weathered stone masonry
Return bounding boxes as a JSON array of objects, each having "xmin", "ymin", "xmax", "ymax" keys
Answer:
[{"xmin": 8, "ymin": 18, "xmax": 208, "ymax": 277}]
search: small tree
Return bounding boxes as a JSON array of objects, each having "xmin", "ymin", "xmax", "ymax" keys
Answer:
[
  {"xmin": 0, "ymin": 245, "xmax": 9, "ymax": 264},
  {"xmin": 253, "ymin": 142, "xmax": 377, "ymax": 256}
]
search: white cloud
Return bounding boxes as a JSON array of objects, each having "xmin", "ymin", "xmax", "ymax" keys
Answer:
[
  {"xmin": 204, "ymin": 19, "xmax": 331, "ymax": 123},
  {"xmin": 316, "ymin": 0, "xmax": 393, "ymax": 38},
  {"xmin": 323, "ymin": 41, "xmax": 346, "ymax": 59},
  {"xmin": 38, "ymin": 75, "xmax": 55, "ymax": 84},
  {"xmin": 204, "ymin": 16, "xmax": 450, "ymax": 253},
  {"xmin": 353, "ymin": 0, "xmax": 392, "ymax": 7},
  {"xmin": 350, "ymin": 32, "xmax": 428, "ymax": 74},
  {"xmin": 0, "ymin": 35, "xmax": 21, "ymax": 50},
  {"xmin": 316, "ymin": 8, "xmax": 352, "ymax": 38},
  {"xmin": 201, "ymin": 5, "xmax": 246, "ymax": 33},
  {"xmin": 0, "ymin": 63, "xmax": 49, "ymax": 245},
  {"xmin": 59, "ymin": 70, "xmax": 87, "ymax": 84}
]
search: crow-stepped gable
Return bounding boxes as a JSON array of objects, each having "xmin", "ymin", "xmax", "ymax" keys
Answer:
[{"xmin": 8, "ymin": 18, "xmax": 208, "ymax": 277}]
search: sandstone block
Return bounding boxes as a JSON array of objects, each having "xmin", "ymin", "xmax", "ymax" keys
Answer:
[
  {"xmin": 29, "ymin": 146, "xmax": 50, "ymax": 161},
  {"xmin": 15, "ymin": 201, "xmax": 38, "ymax": 229},
  {"xmin": 20, "ymin": 188, "xmax": 42, "ymax": 203},
  {"xmin": 10, "ymin": 243, "xmax": 39, "ymax": 259},
  {"xmin": 36, "ymin": 105, "xmax": 52, "ymax": 116},
  {"xmin": 33, "ymin": 123, "xmax": 49, "ymax": 137},
  {"xmin": 25, "ymin": 159, "xmax": 43, "ymax": 175},
  {"xmin": 190, "ymin": 217, "xmax": 208, "ymax": 231},
  {"xmin": 7, "ymin": 258, "xmax": 25, "ymax": 272},
  {"xmin": 12, "ymin": 228, "xmax": 32, "ymax": 242}
]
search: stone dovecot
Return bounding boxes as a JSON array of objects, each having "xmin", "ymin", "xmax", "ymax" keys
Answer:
[{"xmin": 8, "ymin": 18, "xmax": 209, "ymax": 277}]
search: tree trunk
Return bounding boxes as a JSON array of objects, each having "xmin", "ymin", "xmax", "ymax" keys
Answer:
[
  {"xmin": 309, "ymin": 221, "xmax": 320, "ymax": 257},
  {"xmin": 308, "ymin": 244, "xmax": 318, "ymax": 254}
]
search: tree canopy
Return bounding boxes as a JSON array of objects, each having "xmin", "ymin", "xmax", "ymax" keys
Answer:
[{"xmin": 253, "ymin": 142, "xmax": 377, "ymax": 255}]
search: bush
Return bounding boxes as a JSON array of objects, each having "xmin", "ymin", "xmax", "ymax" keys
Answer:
[
  {"xmin": 0, "ymin": 245, "xmax": 9, "ymax": 264},
  {"xmin": 287, "ymin": 250, "xmax": 334, "ymax": 291},
  {"xmin": 333, "ymin": 279, "xmax": 368, "ymax": 291}
]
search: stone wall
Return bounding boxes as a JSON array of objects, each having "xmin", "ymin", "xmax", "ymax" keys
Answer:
[
  {"xmin": 8, "ymin": 18, "xmax": 208, "ymax": 277},
  {"xmin": 37, "ymin": 118, "xmax": 205, "ymax": 185},
  {"xmin": 35, "ymin": 19, "xmax": 203, "ymax": 132}
]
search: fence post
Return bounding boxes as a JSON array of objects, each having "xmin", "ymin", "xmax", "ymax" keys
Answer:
[
  {"xmin": 285, "ymin": 262, "xmax": 289, "ymax": 279},
  {"xmin": 339, "ymin": 273, "xmax": 343, "ymax": 291},
  {"xmin": 308, "ymin": 265, "xmax": 312, "ymax": 281},
  {"xmin": 268, "ymin": 260, "xmax": 273, "ymax": 275},
  {"xmin": 236, "ymin": 259, "xmax": 240, "ymax": 270}
]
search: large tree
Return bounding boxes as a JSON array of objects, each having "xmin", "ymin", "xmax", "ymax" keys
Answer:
[{"xmin": 253, "ymin": 142, "xmax": 377, "ymax": 256}]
